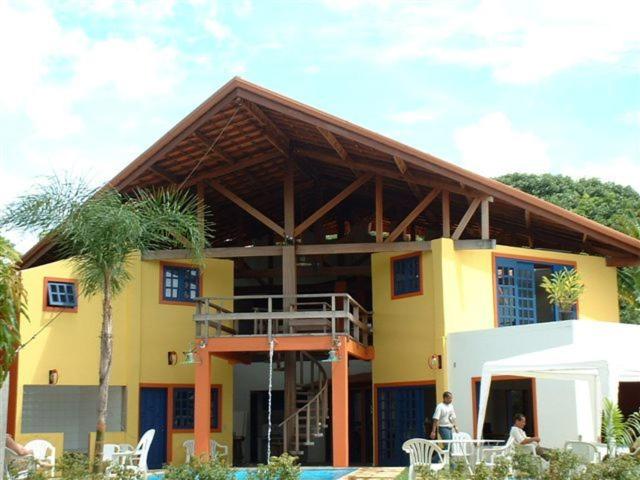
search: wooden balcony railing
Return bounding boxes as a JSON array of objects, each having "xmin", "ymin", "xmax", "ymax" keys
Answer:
[{"xmin": 194, "ymin": 293, "xmax": 373, "ymax": 346}]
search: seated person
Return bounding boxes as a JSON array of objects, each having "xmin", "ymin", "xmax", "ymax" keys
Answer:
[
  {"xmin": 509, "ymin": 413, "xmax": 550, "ymax": 459},
  {"xmin": 6, "ymin": 434, "xmax": 32, "ymax": 456}
]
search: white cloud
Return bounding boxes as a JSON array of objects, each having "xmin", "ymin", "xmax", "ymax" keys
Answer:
[
  {"xmin": 321, "ymin": 0, "xmax": 640, "ymax": 84},
  {"xmin": 454, "ymin": 112, "xmax": 551, "ymax": 177},
  {"xmin": 389, "ymin": 107, "xmax": 438, "ymax": 125},
  {"xmin": 204, "ymin": 18, "xmax": 232, "ymax": 40},
  {"xmin": 232, "ymin": 0, "xmax": 253, "ymax": 17},
  {"xmin": 564, "ymin": 156, "xmax": 640, "ymax": 193},
  {"xmin": 303, "ymin": 65, "xmax": 321, "ymax": 74}
]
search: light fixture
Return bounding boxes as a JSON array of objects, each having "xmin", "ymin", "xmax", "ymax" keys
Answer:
[
  {"xmin": 428, "ymin": 354, "xmax": 442, "ymax": 370},
  {"xmin": 181, "ymin": 340, "xmax": 206, "ymax": 365},
  {"xmin": 48, "ymin": 369, "xmax": 59, "ymax": 385},
  {"xmin": 321, "ymin": 338, "xmax": 341, "ymax": 363},
  {"xmin": 168, "ymin": 351, "xmax": 178, "ymax": 366}
]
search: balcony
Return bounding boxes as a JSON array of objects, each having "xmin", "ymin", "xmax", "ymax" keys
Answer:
[{"xmin": 194, "ymin": 293, "xmax": 372, "ymax": 347}]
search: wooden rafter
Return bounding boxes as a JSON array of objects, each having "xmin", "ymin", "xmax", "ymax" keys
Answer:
[
  {"xmin": 295, "ymin": 146, "xmax": 472, "ymax": 196},
  {"xmin": 385, "ymin": 189, "xmax": 441, "ymax": 243},
  {"xmin": 184, "ymin": 152, "xmax": 281, "ymax": 187},
  {"xmin": 317, "ymin": 126, "xmax": 357, "ymax": 174},
  {"xmin": 375, "ymin": 176, "xmax": 383, "ymax": 243},
  {"xmin": 208, "ymin": 179, "xmax": 285, "ymax": 237},
  {"xmin": 150, "ymin": 164, "xmax": 181, "ymax": 184},
  {"xmin": 393, "ymin": 155, "xmax": 421, "ymax": 199},
  {"xmin": 194, "ymin": 130, "xmax": 234, "ymax": 164},
  {"xmin": 238, "ymin": 99, "xmax": 290, "ymax": 156},
  {"xmin": 293, "ymin": 173, "xmax": 374, "ymax": 237},
  {"xmin": 452, "ymin": 197, "xmax": 482, "ymax": 240},
  {"xmin": 524, "ymin": 210, "xmax": 534, "ymax": 247}
]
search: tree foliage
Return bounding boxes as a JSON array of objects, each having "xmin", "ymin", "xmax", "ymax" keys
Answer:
[
  {"xmin": 498, "ymin": 173, "xmax": 640, "ymax": 323},
  {"xmin": 0, "ymin": 236, "xmax": 26, "ymax": 385}
]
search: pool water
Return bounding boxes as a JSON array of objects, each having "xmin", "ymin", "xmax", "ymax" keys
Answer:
[{"xmin": 149, "ymin": 468, "xmax": 356, "ymax": 480}]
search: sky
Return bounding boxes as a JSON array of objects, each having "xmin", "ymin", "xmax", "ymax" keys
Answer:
[{"xmin": 1, "ymin": 0, "xmax": 639, "ymax": 252}]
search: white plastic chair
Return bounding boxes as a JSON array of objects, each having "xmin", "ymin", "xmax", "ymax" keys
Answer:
[
  {"xmin": 565, "ymin": 441, "xmax": 600, "ymax": 464},
  {"xmin": 5, "ymin": 447, "xmax": 36, "ymax": 480},
  {"xmin": 183, "ymin": 439, "xmax": 229, "ymax": 463},
  {"xmin": 102, "ymin": 444, "xmax": 121, "ymax": 463},
  {"xmin": 114, "ymin": 429, "xmax": 155, "ymax": 474},
  {"xmin": 451, "ymin": 431, "xmax": 473, "ymax": 459},
  {"xmin": 402, "ymin": 439, "xmax": 449, "ymax": 479},
  {"xmin": 24, "ymin": 440, "xmax": 55, "ymax": 477},
  {"xmin": 478, "ymin": 437, "xmax": 515, "ymax": 466}
]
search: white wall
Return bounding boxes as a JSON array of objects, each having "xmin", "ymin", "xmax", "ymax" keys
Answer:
[{"xmin": 447, "ymin": 322, "xmax": 582, "ymax": 448}]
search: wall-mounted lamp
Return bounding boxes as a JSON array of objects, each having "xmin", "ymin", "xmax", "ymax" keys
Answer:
[
  {"xmin": 428, "ymin": 354, "xmax": 442, "ymax": 370},
  {"xmin": 168, "ymin": 351, "xmax": 178, "ymax": 366},
  {"xmin": 321, "ymin": 338, "xmax": 342, "ymax": 363},
  {"xmin": 48, "ymin": 369, "xmax": 59, "ymax": 385},
  {"xmin": 181, "ymin": 340, "xmax": 207, "ymax": 365}
]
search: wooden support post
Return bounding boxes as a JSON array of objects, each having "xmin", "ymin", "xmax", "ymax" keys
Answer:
[
  {"xmin": 385, "ymin": 189, "xmax": 441, "ymax": 243},
  {"xmin": 452, "ymin": 197, "xmax": 482, "ymax": 240},
  {"xmin": 481, "ymin": 198, "xmax": 490, "ymax": 240},
  {"xmin": 197, "ymin": 182, "xmax": 206, "ymax": 242},
  {"xmin": 331, "ymin": 341, "xmax": 349, "ymax": 467},
  {"xmin": 525, "ymin": 210, "xmax": 534, "ymax": 248},
  {"xmin": 194, "ymin": 351, "xmax": 211, "ymax": 457},
  {"xmin": 375, "ymin": 176, "xmax": 383, "ymax": 243},
  {"xmin": 442, "ymin": 191, "xmax": 450, "ymax": 238}
]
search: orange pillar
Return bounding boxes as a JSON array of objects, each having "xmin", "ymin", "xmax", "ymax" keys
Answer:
[
  {"xmin": 195, "ymin": 351, "xmax": 211, "ymax": 458},
  {"xmin": 331, "ymin": 342, "xmax": 349, "ymax": 467}
]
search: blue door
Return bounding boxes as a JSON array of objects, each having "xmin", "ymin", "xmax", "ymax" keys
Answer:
[
  {"xmin": 377, "ymin": 385, "xmax": 436, "ymax": 466},
  {"xmin": 140, "ymin": 388, "xmax": 167, "ymax": 469}
]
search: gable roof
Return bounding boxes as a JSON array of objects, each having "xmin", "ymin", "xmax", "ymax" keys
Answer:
[{"xmin": 22, "ymin": 77, "xmax": 640, "ymax": 267}]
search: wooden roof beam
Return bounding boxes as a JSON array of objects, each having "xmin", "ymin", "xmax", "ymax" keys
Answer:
[
  {"xmin": 238, "ymin": 99, "xmax": 290, "ymax": 157},
  {"xmin": 606, "ymin": 256, "xmax": 640, "ymax": 267},
  {"xmin": 184, "ymin": 151, "xmax": 282, "ymax": 187},
  {"xmin": 385, "ymin": 189, "xmax": 441, "ymax": 243},
  {"xmin": 208, "ymin": 179, "xmax": 285, "ymax": 237},
  {"xmin": 150, "ymin": 164, "xmax": 181, "ymax": 184},
  {"xmin": 193, "ymin": 130, "xmax": 234, "ymax": 164},
  {"xmin": 452, "ymin": 197, "xmax": 483, "ymax": 240},
  {"xmin": 317, "ymin": 126, "xmax": 358, "ymax": 175},
  {"xmin": 294, "ymin": 173, "xmax": 374, "ymax": 237},
  {"xmin": 393, "ymin": 155, "xmax": 422, "ymax": 199}
]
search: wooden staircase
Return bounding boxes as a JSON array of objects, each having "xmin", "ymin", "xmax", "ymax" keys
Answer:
[{"xmin": 279, "ymin": 351, "xmax": 329, "ymax": 455}]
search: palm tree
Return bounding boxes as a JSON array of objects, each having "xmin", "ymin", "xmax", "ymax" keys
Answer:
[{"xmin": 1, "ymin": 176, "xmax": 207, "ymax": 465}]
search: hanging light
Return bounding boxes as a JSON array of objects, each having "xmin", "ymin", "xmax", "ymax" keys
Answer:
[
  {"xmin": 321, "ymin": 338, "xmax": 341, "ymax": 363},
  {"xmin": 180, "ymin": 341, "xmax": 205, "ymax": 365}
]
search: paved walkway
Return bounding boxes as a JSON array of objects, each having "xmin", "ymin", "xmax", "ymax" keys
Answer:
[{"xmin": 345, "ymin": 467, "xmax": 405, "ymax": 480}]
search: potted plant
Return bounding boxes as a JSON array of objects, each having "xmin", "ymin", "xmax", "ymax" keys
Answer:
[{"xmin": 540, "ymin": 268, "xmax": 585, "ymax": 320}]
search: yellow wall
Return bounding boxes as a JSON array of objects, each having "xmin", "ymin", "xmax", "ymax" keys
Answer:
[
  {"xmin": 371, "ymin": 239, "xmax": 620, "ymax": 394},
  {"xmin": 15, "ymin": 255, "xmax": 234, "ymax": 464}
]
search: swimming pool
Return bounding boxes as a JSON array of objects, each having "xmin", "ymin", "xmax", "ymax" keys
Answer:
[{"xmin": 149, "ymin": 468, "xmax": 356, "ymax": 480}]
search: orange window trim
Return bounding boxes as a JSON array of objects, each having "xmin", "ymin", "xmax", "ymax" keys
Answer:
[
  {"xmin": 372, "ymin": 380, "xmax": 436, "ymax": 466},
  {"xmin": 470, "ymin": 375, "xmax": 538, "ymax": 439},
  {"xmin": 139, "ymin": 383, "xmax": 223, "ymax": 463},
  {"xmin": 390, "ymin": 252, "xmax": 423, "ymax": 300},
  {"xmin": 42, "ymin": 276, "xmax": 78, "ymax": 313},
  {"xmin": 158, "ymin": 261, "xmax": 204, "ymax": 307},
  {"xmin": 491, "ymin": 252, "xmax": 579, "ymax": 328}
]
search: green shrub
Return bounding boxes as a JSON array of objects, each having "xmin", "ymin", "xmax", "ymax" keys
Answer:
[
  {"xmin": 247, "ymin": 453, "xmax": 301, "ymax": 480},
  {"xmin": 512, "ymin": 451, "xmax": 542, "ymax": 479},
  {"xmin": 164, "ymin": 456, "xmax": 233, "ymax": 480},
  {"xmin": 544, "ymin": 449, "xmax": 581, "ymax": 480},
  {"xmin": 55, "ymin": 452, "xmax": 93, "ymax": 480},
  {"xmin": 579, "ymin": 453, "xmax": 640, "ymax": 480}
]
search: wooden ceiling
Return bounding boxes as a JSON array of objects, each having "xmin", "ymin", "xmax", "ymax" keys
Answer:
[{"xmin": 22, "ymin": 77, "xmax": 640, "ymax": 268}]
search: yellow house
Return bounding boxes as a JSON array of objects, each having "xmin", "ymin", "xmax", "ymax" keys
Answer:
[{"xmin": 12, "ymin": 78, "xmax": 640, "ymax": 468}]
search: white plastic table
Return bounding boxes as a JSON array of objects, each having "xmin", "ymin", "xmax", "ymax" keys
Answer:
[{"xmin": 433, "ymin": 439, "xmax": 506, "ymax": 473}]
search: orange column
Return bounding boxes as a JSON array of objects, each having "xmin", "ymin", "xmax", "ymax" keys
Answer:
[
  {"xmin": 331, "ymin": 342, "xmax": 349, "ymax": 467},
  {"xmin": 195, "ymin": 351, "xmax": 211, "ymax": 458}
]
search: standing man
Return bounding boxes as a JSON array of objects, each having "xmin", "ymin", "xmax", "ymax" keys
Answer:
[{"xmin": 430, "ymin": 391, "xmax": 458, "ymax": 442}]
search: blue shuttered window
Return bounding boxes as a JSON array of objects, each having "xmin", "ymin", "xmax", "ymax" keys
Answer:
[
  {"xmin": 496, "ymin": 258, "xmax": 577, "ymax": 327},
  {"xmin": 392, "ymin": 254, "xmax": 421, "ymax": 298},
  {"xmin": 172, "ymin": 387, "xmax": 220, "ymax": 430},
  {"xmin": 162, "ymin": 265, "xmax": 200, "ymax": 303},
  {"xmin": 46, "ymin": 281, "xmax": 77, "ymax": 309}
]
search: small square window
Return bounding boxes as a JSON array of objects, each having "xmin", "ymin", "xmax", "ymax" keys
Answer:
[
  {"xmin": 161, "ymin": 265, "xmax": 200, "ymax": 303},
  {"xmin": 172, "ymin": 387, "xmax": 221, "ymax": 430},
  {"xmin": 45, "ymin": 280, "xmax": 77, "ymax": 310},
  {"xmin": 392, "ymin": 254, "xmax": 422, "ymax": 298}
]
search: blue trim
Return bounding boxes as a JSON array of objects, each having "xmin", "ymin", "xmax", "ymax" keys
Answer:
[
  {"xmin": 162, "ymin": 265, "xmax": 200, "ymax": 302},
  {"xmin": 46, "ymin": 281, "xmax": 77, "ymax": 308}
]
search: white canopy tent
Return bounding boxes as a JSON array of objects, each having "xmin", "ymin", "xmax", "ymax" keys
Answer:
[{"xmin": 476, "ymin": 343, "xmax": 640, "ymax": 442}]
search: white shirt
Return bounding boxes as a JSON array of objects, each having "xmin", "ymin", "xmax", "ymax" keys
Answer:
[
  {"xmin": 432, "ymin": 402, "xmax": 456, "ymax": 427},
  {"xmin": 509, "ymin": 426, "xmax": 528, "ymax": 444}
]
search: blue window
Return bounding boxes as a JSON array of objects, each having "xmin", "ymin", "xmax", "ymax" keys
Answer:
[
  {"xmin": 162, "ymin": 265, "xmax": 200, "ymax": 303},
  {"xmin": 496, "ymin": 258, "xmax": 577, "ymax": 327},
  {"xmin": 46, "ymin": 281, "xmax": 77, "ymax": 309},
  {"xmin": 172, "ymin": 387, "xmax": 221, "ymax": 430},
  {"xmin": 392, "ymin": 254, "xmax": 421, "ymax": 298}
]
